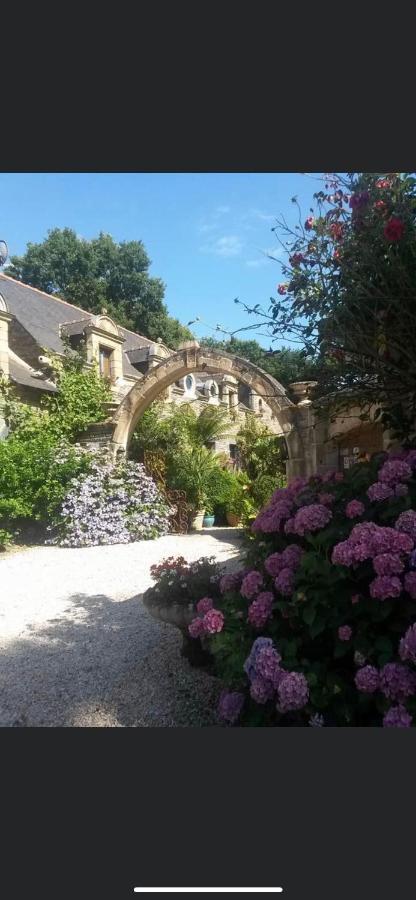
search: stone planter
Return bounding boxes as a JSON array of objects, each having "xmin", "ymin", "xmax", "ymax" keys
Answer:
[
  {"xmin": 142, "ymin": 591, "xmax": 212, "ymax": 667},
  {"xmin": 190, "ymin": 509, "xmax": 206, "ymax": 531}
]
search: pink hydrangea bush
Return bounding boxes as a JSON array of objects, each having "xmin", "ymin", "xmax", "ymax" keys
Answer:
[{"xmin": 183, "ymin": 447, "xmax": 416, "ymax": 725}]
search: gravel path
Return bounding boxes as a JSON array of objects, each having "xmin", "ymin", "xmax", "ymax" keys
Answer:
[{"xmin": 0, "ymin": 528, "xmax": 243, "ymax": 727}]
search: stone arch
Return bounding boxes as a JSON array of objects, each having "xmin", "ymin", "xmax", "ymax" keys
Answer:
[{"xmin": 110, "ymin": 345, "xmax": 307, "ymax": 475}]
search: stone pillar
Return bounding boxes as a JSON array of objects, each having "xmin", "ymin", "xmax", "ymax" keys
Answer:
[
  {"xmin": 0, "ymin": 308, "xmax": 12, "ymax": 379},
  {"xmin": 286, "ymin": 381, "xmax": 319, "ymax": 479},
  {"xmin": 230, "ymin": 389, "xmax": 239, "ymax": 410}
]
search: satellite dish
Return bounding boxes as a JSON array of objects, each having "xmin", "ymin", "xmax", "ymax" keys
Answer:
[{"xmin": 0, "ymin": 240, "xmax": 8, "ymax": 266}]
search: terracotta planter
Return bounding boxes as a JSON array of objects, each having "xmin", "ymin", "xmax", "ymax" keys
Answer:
[
  {"xmin": 226, "ymin": 511, "xmax": 241, "ymax": 526},
  {"xmin": 190, "ymin": 509, "xmax": 206, "ymax": 531}
]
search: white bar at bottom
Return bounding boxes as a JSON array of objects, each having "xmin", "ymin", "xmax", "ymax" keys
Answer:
[{"xmin": 134, "ymin": 889, "xmax": 283, "ymax": 893}]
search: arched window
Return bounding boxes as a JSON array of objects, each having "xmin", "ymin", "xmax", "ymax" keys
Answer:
[{"xmin": 186, "ymin": 375, "xmax": 193, "ymax": 391}]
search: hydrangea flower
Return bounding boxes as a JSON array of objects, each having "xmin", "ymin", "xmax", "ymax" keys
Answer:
[
  {"xmin": 277, "ymin": 672, "xmax": 309, "ymax": 713},
  {"xmin": 248, "ymin": 592, "xmax": 274, "ymax": 629},
  {"xmin": 188, "ymin": 617, "xmax": 205, "ymax": 639},
  {"xmin": 275, "ymin": 567, "xmax": 295, "ymax": 597},
  {"xmin": 338, "ymin": 625, "xmax": 352, "ymax": 641},
  {"xmin": 399, "ymin": 623, "xmax": 416, "ymax": 664},
  {"xmin": 240, "ymin": 570, "xmax": 264, "ymax": 599},
  {"xmin": 369, "ymin": 576, "xmax": 402, "ymax": 601},
  {"xmin": 218, "ymin": 691, "xmax": 244, "ymax": 724},
  {"xmin": 404, "ymin": 571, "xmax": 416, "ymax": 599},
  {"xmin": 355, "ymin": 666, "xmax": 379, "ymax": 693},
  {"xmin": 367, "ymin": 482, "xmax": 394, "ymax": 502},
  {"xmin": 255, "ymin": 644, "xmax": 282, "ymax": 682},
  {"xmin": 292, "ymin": 503, "xmax": 332, "ymax": 536},
  {"xmin": 264, "ymin": 552, "xmax": 285, "ymax": 577},
  {"xmin": 196, "ymin": 597, "xmax": 213, "ymax": 614},
  {"xmin": 378, "ymin": 459, "xmax": 412, "ymax": 485},
  {"xmin": 281, "ymin": 544, "xmax": 303, "ymax": 568},
  {"xmin": 244, "ymin": 637, "xmax": 274, "ymax": 681},
  {"xmin": 250, "ymin": 677, "xmax": 275, "ymax": 704},
  {"xmin": 373, "ymin": 553, "xmax": 405, "ymax": 576},
  {"xmin": 379, "ymin": 663, "xmax": 416, "ymax": 702},
  {"xmin": 395, "ymin": 510, "xmax": 416, "ymax": 541},
  {"xmin": 346, "ymin": 500, "xmax": 365, "ymax": 519},
  {"xmin": 203, "ymin": 609, "xmax": 224, "ymax": 634},
  {"xmin": 383, "ymin": 705, "xmax": 412, "ymax": 727},
  {"xmin": 219, "ymin": 572, "xmax": 243, "ymax": 594}
]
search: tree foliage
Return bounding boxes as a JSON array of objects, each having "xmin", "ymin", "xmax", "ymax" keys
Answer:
[
  {"xmin": 201, "ymin": 335, "xmax": 318, "ymax": 388},
  {"xmin": 5, "ymin": 228, "xmax": 194, "ymax": 348},
  {"xmin": 236, "ymin": 173, "xmax": 416, "ymax": 442}
]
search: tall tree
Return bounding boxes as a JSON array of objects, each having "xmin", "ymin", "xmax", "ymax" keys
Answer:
[
  {"xmin": 201, "ymin": 335, "xmax": 318, "ymax": 387},
  {"xmin": 235, "ymin": 173, "xmax": 416, "ymax": 443},
  {"xmin": 5, "ymin": 228, "xmax": 194, "ymax": 348}
]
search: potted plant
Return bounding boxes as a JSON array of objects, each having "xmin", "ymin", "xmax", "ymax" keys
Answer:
[
  {"xmin": 203, "ymin": 502, "xmax": 215, "ymax": 528},
  {"xmin": 168, "ymin": 447, "xmax": 220, "ymax": 531}
]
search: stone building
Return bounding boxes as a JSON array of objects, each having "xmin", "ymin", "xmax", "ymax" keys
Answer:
[{"xmin": 0, "ymin": 273, "xmax": 283, "ymax": 457}]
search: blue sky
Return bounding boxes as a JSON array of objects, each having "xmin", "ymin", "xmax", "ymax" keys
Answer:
[{"xmin": 0, "ymin": 172, "xmax": 321, "ymax": 347}]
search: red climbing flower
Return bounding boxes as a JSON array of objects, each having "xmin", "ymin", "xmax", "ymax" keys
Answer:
[{"xmin": 383, "ymin": 217, "xmax": 405, "ymax": 242}]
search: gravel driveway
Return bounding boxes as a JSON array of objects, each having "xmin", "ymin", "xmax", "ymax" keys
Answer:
[{"xmin": 0, "ymin": 528, "xmax": 243, "ymax": 727}]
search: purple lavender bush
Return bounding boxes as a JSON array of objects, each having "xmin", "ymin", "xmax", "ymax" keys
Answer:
[{"xmin": 47, "ymin": 453, "xmax": 172, "ymax": 546}]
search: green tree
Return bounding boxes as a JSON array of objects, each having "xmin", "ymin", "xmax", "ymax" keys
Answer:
[
  {"xmin": 201, "ymin": 336, "xmax": 318, "ymax": 387},
  {"xmin": 236, "ymin": 173, "xmax": 416, "ymax": 442},
  {"xmin": 5, "ymin": 228, "xmax": 194, "ymax": 348}
]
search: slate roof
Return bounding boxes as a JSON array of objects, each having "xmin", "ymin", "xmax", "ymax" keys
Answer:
[
  {"xmin": 0, "ymin": 273, "xmax": 154, "ymax": 380},
  {"xmin": 8, "ymin": 350, "xmax": 57, "ymax": 393}
]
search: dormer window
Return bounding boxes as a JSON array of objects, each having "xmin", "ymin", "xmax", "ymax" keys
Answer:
[{"xmin": 99, "ymin": 345, "xmax": 113, "ymax": 379}]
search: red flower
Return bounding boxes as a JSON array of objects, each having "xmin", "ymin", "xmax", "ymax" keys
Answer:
[
  {"xmin": 383, "ymin": 217, "xmax": 405, "ymax": 242},
  {"xmin": 289, "ymin": 252, "xmax": 304, "ymax": 266},
  {"xmin": 277, "ymin": 284, "xmax": 287, "ymax": 295},
  {"xmin": 330, "ymin": 222, "xmax": 343, "ymax": 241},
  {"xmin": 376, "ymin": 178, "xmax": 391, "ymax": 189},
  {"xmin": 375, "ymin": 199, "xmax": 387, "ymax": 211},
  {"xmin": 304, "ymin": 216, "xmax": 315, "ymax": 231}
]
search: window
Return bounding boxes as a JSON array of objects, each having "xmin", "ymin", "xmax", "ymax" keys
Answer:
[
  {"xmin": 229, "ymin": 444, "xmax": 237, "ymax": 459},
  {"xmin": 99, "ymin": 346, "xmax": 113, "ymax": 379},
  {"xmin": 210, "ymin": 383, "xmax": 217, "ymax": 397},
  {"xmin": 186, "ymin": 375, "xmax": 193, "ymax": 391}
]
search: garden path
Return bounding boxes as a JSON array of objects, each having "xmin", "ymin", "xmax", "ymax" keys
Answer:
[{"xmin": 0, "ymin": 528, "xmax": 243, "ymax": 727}]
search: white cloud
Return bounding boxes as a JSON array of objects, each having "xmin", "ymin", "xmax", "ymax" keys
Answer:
[
  {"xmin": 201, "ymin": 235, "xmax": 243, "ymax": 257},
  {"xmin": 216, "ymin": 205, "xmax": 230, "ymax": 215},
  {"xmin": 249, "ymin": 209, "xmax": 276, "ymax": 222},
  {"xmin": 197, "ymin": 205, "xmax": 231, "ymax": 234}
]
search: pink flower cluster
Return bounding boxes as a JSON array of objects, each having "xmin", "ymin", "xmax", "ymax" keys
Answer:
[
  {"xmin": 395, "ymin": 510, "xmax": 416, "ymax": 541},
  {"xmin": 251, "ymin": 477, "xmax": 310, "ymax": 534},
  {"xmin": 332, "ymin": 522, "xmax": 413, "ymax": 568},
  {"xmin": 248, "ymin": 591, "xmax": 274, "ymax": 629},
  {"xmin": 291, "ymin": 503, "xmax": 332, "ymax": 536},
  {"xmin": 188, "ymin": 603, "xmax": 225, "ymax": 639},
  {"xmin": 379, "ymin": 663, "xmax": 416, "ymax": 702},
  {"xmin": 378, "ymin": 459, "xmax": 412, "ymax": 485},
  {"xmin": 399, "ymin": 623, "xmax": 416, "ymax": 664},
  {"xmin": 346, "ymin": 500, "xmax": 365, "ymax": 519},
  {"xmin": 264, "ymin": 544, "xmax": 302, "ymax": 577},
  {"xmin": 241, "ymin": 570, "xmax": 264, "ymax": 600},
  {"xmin": 219, "ymin": 571, "xmax": 243, "ymax": 594},
  {"xmin": 383, "ymin": 706, "xmax": 413, "ymax": 727},
  {"xmin": 338, "ymin": 625, "xmax": 352, "ymax": 641},
  {"xmin": 367, "ymin": 482, "xmax": 394, "ymax": 502},
  {"xmin": 243, "ymin": 638, "xmax": 309, "ymax": 715},
  {"xmin": 275, "ymin": 568, "xmax": 295, "ymax": 596}
]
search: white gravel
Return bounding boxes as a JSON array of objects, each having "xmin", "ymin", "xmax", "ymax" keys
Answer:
[{"xmin": 0, "ymin": 528, "xmax": 243, "ymax": 727}]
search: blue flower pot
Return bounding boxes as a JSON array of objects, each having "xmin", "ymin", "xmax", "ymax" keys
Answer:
[{"xmin": 203, "ymin": 515, "xmax": 215, "ymax": 527}]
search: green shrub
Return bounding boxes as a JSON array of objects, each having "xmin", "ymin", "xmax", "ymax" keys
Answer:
[{"xmin": 185, "ymin": 449, "xmax": 416, "ymax": 726}]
